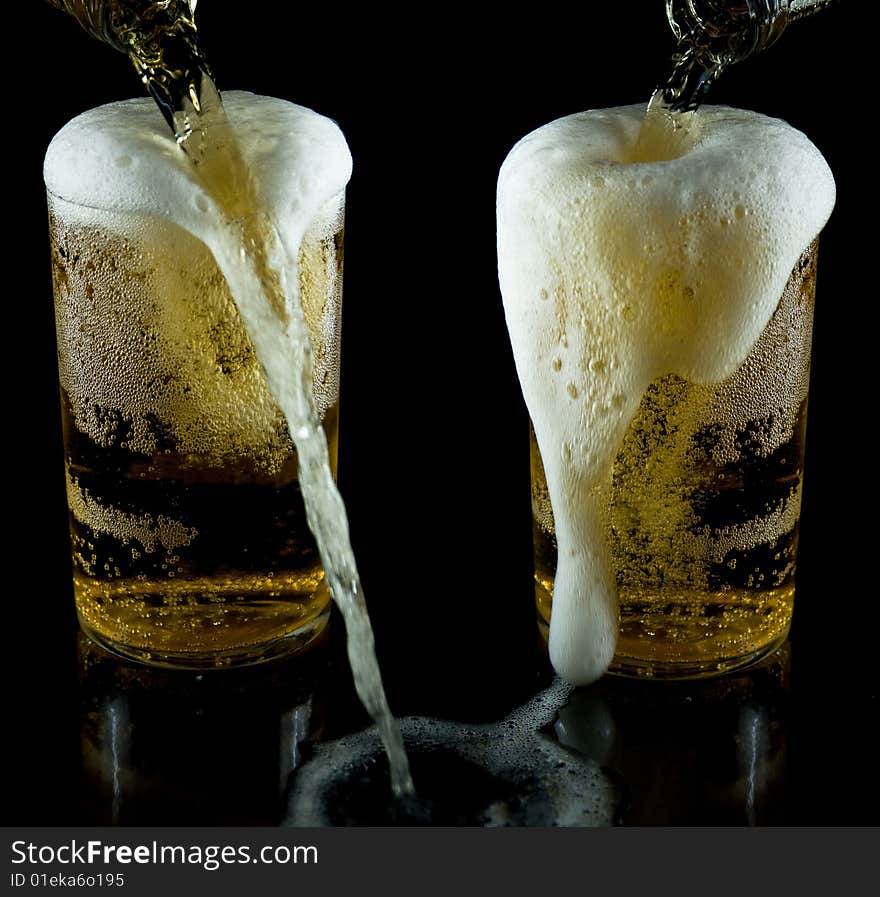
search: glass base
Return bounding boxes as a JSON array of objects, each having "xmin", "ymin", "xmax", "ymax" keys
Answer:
[
  {"xmin": 537, "ymin": 613, "xmax": 791, "ymax": 681},
  {"xmin": 607, "ymin": 626, "xmax": 791, "ymax": 680},
  {"xmin": 78, "ymin": 604, "xmax": 331, "ymax": 671}
]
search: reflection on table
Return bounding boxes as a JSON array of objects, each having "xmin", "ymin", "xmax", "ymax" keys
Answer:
[
  {"xmin": 76, "ymin": 629, "xmax": 331, "ymax": 825},
  {"xmin": 553, "ymin": 642, "xmax": 791, "ymax": 825},
  {"xmin": 76, "ymin": 625, "xmax": 793, "ymax": 825}
]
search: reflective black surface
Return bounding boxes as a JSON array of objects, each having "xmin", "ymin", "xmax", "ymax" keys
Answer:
[
  {"xmin": 12, "ymin": 2, "xmax": 876, "ymax": 826},
  {"xmin": 8, "ymin": 611, "xmax": 878, "ymax": 825},
  {"xmin": 556, "ymin": 649, "xmax": 791, "ymax": 825},
  {"xmin": 75, "ymin": 631, "xmax": 330, "ymax": 826}
]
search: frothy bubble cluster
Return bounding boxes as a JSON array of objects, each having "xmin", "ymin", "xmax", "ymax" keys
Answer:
[
  {"xmin": 44, "ymin": 92, "xmax": 352, "ymax": 253},
  {"xmin": 497, "ymin": 105, "xmax": 835, "ymax": 685}
]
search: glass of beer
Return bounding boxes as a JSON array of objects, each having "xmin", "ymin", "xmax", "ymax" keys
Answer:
[
  {"xmin": 46, "ymin": 92, "xmax": 352, "ymax": 668},
  {"xmin": 498, "ymin": 104, "xmax": 834, "ymax": 681}
]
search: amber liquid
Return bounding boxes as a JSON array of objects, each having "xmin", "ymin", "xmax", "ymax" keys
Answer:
[
  {"xmin": 66, "ymin": 409, "xmax": 337, "ymax": 668},
  {"xmin": 532, "ymin": 244, "xmax": 817, "ymax": 678},
  {"xmin": 51, "ymin": 194, "xmax": 344, "ymax": 668}
]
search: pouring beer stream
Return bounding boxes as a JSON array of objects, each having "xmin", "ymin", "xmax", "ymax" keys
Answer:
[{"xmin": 48, "ymin": 0, "xmax": 415, "ymax": 799}]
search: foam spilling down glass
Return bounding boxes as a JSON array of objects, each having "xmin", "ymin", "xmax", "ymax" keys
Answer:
[{"xmin": 497, "ymin": 105, "xmax": 834, "ymax": 681}]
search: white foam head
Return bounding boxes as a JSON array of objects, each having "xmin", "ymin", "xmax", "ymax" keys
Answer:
[
  {"xmin": 497, "ymin": 104, "xmax": 834, "ymax": 685},
  {"xmin": 45, "ymin": 91, "xmax": 351, "ymax": 252}
]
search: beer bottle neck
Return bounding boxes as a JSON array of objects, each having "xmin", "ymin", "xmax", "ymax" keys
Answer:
[
  {"xmin": 46, "ymin": 1, "xmax": 216, "ymax": 147},
  {"xmin": 757, "ymin": 1, "xmax": 839, "ymax": 52},
  {"xmin": 660, "ymin": 0, "xmax": 835, "ymax": 112},
  {"xmin": 46, "ymin": 0, "xmax": 123, "ymax": 50},
  {"xmin": 666, "ymin": 0, "xmax": 836, "ymax": 54}
]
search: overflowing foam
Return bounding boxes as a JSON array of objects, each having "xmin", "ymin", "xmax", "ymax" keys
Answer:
[
  {"xmin": 45, "ymin": 92, "xmax": 351, "ymax": 253},
  {"xmin": 497, "ymin": 105, "xmax": 834, "ymax": 685}
]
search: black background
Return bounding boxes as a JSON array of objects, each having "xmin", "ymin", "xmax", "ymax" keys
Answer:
[{"xmin": 10, "ymin": 1, "xmax": 876, "ymax": 825}]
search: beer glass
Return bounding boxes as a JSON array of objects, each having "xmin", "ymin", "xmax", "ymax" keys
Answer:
[
  {"xmin": 499, "ymin": 104, "xmax": 834, "ymax": 682},
  {"xmin": 46, "ymin": 95, "xmax": 348, "ymax": 669}
]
